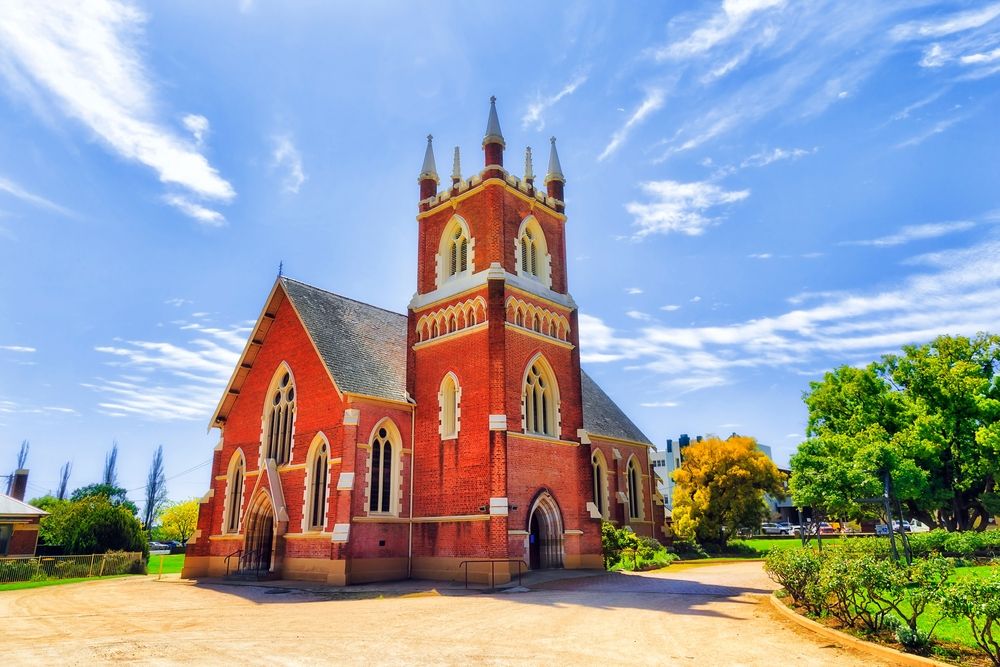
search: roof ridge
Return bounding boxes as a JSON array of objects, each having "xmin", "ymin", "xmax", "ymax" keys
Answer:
[{"xmin": 281, "ymin": 276, "xmax": 407, "ymax": 318}]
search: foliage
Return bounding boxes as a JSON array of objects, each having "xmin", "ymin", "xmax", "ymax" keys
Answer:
[
  {"xmin": 70, "ymin": 483, "xmax": 139, "ymax": 516},
  {"xmin": 159, "ymin": 499, "xmax": 198, "ymax": 545},
  {"xmin": 791, "ymin": 333, "xmax": 1000, "ymax": 531},
  {"xmin": 38, "ymin": 495, "xmax": 148, "ymax": 556},
  {"xmin": 940, "ymin": 570, "xmax": 1000, "ymax": 665},
  {"xmin": 600, "ymin": 522, "xmax": 675, "ymax": 571},
  {"xmin": 764, "ymin": 547, "xmax": 823, "ymax": 612},
  {"xmin": 142, "ymin": 445, "xmax": 168, "ymax": 531},
  {"xmin": 908, "ymin": 529, "xmax": 1000, "ymax": 558},
  {"xmin": 671, "ymin": 435, "xmax": 785, "ymax": 546}
]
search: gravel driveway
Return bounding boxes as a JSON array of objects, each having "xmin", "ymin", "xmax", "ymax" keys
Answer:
[{"xmin": 0, "ymin": 561, "xmax": 889, "ymax": 665}]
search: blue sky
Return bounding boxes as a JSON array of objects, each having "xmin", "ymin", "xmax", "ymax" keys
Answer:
[{"xmin": 1, "ymin": 1, "xmax": 999, "ymax": 505}]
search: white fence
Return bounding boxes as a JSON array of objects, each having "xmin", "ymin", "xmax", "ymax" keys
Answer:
[{"xmin": 0, "ymin": 551, "xmax": 144, "ymax": 584}]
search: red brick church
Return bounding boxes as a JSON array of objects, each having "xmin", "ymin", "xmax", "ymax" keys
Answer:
[{"xmin": 183, "ymin": 99, "xmax": 666, "ymax": 585}]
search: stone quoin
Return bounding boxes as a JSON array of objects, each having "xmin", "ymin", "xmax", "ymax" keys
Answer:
[{"xmin": 182, "ymin": 99, "xmax": 667, "ymax": 585}]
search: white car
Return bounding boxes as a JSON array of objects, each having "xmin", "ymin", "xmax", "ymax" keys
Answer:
[{"xmin": 907, "ymin": 519, "xmax": 931, "ymax": 533}]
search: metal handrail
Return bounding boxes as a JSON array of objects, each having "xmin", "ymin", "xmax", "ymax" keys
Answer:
[
  {"xmin": 224, "ymin": 548, "xmax": 242, "ymax": 576},
  {"xmin": 457, "ymin": 559, "xmax": 529, "ymax": 590}
]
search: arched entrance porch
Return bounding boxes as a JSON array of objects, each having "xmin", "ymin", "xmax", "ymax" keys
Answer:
[
  {"xmin": 527, "ymin": 491, "xmax": 564, "ymax": 570},
  {"xmin": 240, "ymin": 492, "xmax": 275, "ymax": 576}
]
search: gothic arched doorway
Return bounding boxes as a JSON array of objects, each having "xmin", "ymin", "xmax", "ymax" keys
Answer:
[
  {"xmin": 527, "ymin": 491, "xmax": 564, "ymax": 570},
  {"xmin": 240, "ymin": 492, "xmax": 275, "ymax": 576}
]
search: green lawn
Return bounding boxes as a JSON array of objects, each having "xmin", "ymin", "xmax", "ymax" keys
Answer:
[
  {"xmin": 150, "ymin": 553, "xmax": 185, "ymax": 575},
  {"xmin": 728, "ymin": 537, "xmax": 808, "ymax": 555}
]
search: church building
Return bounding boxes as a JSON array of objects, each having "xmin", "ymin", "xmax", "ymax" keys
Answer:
[{"xmin": 182, "ymin": 99, "xmax": 666, "ymax": 585}]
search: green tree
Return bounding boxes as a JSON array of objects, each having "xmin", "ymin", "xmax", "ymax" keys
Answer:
[
  {"xmin": 158, "ymin": 499, "xmax": 199, "ymax": 545},
  {"xmin": 71, "ymin": 483, "xmax": 139, "ymax": 516},
  {"xmin": 37, "ymin": 495, "xmax": 147, "ymax": 555},
  {"xmin": 671, "ymin": 435, "xmax": 786, "ymax": 546},
  {"xmin": 791, "ymin": 333, "xmax": 1000, "ymax": 530}
]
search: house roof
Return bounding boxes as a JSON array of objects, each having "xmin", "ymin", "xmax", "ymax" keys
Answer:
[
  {"xmin": 215, "ymin": 277, "xmax": 652, "ymax": 446},
  {"xmin": 580, "ymin": 370, "xmax": 653, "ymax": 445},
  {"xmin": 280, "ymin": 277, "xmax": 409, "ymax": 403},
  {"xmin": 0, "ymin": 493, "xmax": 47, "ymax": 517}
]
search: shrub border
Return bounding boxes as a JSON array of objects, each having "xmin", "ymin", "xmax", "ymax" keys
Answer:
[{"xmin": 768, "ymin": 593, "xmax": 949, "ymax": 667}]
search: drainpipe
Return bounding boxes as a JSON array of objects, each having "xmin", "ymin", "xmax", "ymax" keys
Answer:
[{"xmin": 407, "ymin": 395, "xmax": 417, "ymax": 578}]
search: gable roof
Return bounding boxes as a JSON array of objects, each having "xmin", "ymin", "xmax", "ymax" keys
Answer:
[
  {"xmin": 580, "ymin": 370, "xmax": 653, "ymax": 445},
  {"xmin": 280, "ymin": 277, "xmax": 408, "ymax": 403},
  {"xmin": 0, "ymin": 493, "xmax": 47, "ymax": 517}
]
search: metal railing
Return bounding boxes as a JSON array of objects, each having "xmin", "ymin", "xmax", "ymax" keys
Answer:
[
  {"xmin": 0, "ymin": 551, "xmax": 144, "ymax": 584},
  {"xmin": 224, "ymin": 548, "xmax": 242, "ymax": 576},
  {"xmin": 458, "ymin": 559, "xmax": 528, "ymax": 590}
]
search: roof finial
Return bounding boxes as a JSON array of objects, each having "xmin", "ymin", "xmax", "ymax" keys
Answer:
[
  {"xmin": 419, "ymin": 134, "xmax": 439, "ymax": 183},
  {"xmin": 483, "ymin": 96, "xmax": 505, "ymax": 148},
  {"xmin": 452, "ymin": 146, "xmax": 461, "ymax": 184},
  {"xmin": 524, "ymin": 146, "xmax": 534, "ymax": 184},
  {"xmin": 544, "ymin": 136, "xmax": 565, "ymax": 184},
  {"xmin": 277, "ymin": 260, "xmax": 284, "ymax": 278}
]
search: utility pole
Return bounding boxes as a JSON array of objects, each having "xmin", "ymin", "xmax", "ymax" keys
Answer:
[{"xmin": 882, "ymin": 468, "xmax": 900, "ymax": 562}]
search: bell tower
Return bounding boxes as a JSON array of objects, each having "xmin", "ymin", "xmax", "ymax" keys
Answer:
[{"xmin": 406, "ymin": 97, "xmax": 599, "ymax": 576}]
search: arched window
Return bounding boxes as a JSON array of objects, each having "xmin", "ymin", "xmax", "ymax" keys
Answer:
[
  {"xmin": 437, "ymin": 216, "xmax": 474, "ymax": 286},
  {"xmin": 439, "ymin": 373, "xmax": 460, "ymax": 439},
  {"xmin": 592, "ymin": 451, "xmax": 608, "ymax": 519},
  {"xmin": 305, "ymin": 437, "xmax": 329, "ymax": 530},
  {"xmin": 263, "ymin": 366, "xmax": 296, "ymax": 465},
  {"xmin": 515, "ymin": 217, "xmax": 551, "ymax": 287},
  {"xmin": 627, "ymin": 457, "xmax": 643, "ymax": 520},
  {"xmin": 368, "ymin": 421, "xmax": 400, "ymax": 514},
  {"xmin": 523, "ymin": 356, "xmax": 559, "ymax": 437},
  {"xmin": 224, "ymin": 451, "xmax": 246, "ymax": 533}
]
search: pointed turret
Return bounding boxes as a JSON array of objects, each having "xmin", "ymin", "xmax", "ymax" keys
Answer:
[
  {"xmin": 418, "ymin": 134, "xmax": 438, "ymax": 201},
  {"xmin": 482, "ymin": 96, "xmax": 505, "ymax": 168},
  {"xmin": 524, "ymin": 147, "xmax": 534, "ymax": 185},
  {"xmin": 544, "ymin": 136, "xmax": 565, "ymax": 202},
  {"xmin": 452, "ymin": 146, "xmax": 461, "ymax": 186}
]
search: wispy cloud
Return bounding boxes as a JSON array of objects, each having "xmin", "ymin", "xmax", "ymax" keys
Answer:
[
  {"xmin": 842, "ymin": 220, "xmax": 975, "ymax": 247},
  {"xmin": 625, "ymin": 287, "xmax": 644, "ymax": 295},
  {"xmin": 599, "ymin": 89, "xmax": 665, "ymax": 161},
  {"xmin": 890, "ymin": 3, "xmax": 1000, "ymax": 41},
  {"xmin": 652, "ymin": 0, "xmax": 786, "ymax": 61},
  {"xmin": 625, "ymin": 179, "xmax": 749, "ymax": 238},
  {"xmin": 660, "ymin": 304, "xmax": 681, "ymax": 312},
  {"xmin": 0, "ymin": 176, "xmax": 75, "ymax": 217},
  {"xmin": 272, "ymin": 135, "xmax": 306, "ymax": 194},
  {"xmin": 90, "ymin": 318, "xmax": 248, "ymax": 421},
  {"xmin": 626, "ymin": 310, "xmax": 652, "ymax": 321},
  {"xmin": 522, "ymin": 73, "xmax": 587, "ymax": 131},
  {"xmin": 0, "ymin": 345, "xmax": 36, "ymax": 353},
  {"xmin": 748, "ymin": 252, "xmax": 772, "ymax": 259},
  {"xmin": 895, "ymin": 114, "xmax": 967, "ymax": 148},
  {"xmin": 0, "ymin": 1, "xmax": 235, "ymax": 220},
  {"xmin": 740, "ymin": 146, "xmax": 815, "ymax": 168},
  {"xmin": 182, "ymin": 114, "xmax": 209, "ymax": 146},
  {"xmin": 163, "ymin": 195, "xmax": 225, "ymax": 227},
  {"xmin": 640, "ymin": 400, "xmax": 679, "ymax": 408}
]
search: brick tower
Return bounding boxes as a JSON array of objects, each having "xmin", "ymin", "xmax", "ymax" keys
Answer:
[{"xmin": 406, "ymin": 97, "xmax": 603, "ymax": 578}]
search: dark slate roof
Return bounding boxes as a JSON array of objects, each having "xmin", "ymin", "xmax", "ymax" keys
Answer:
[
  {"xmin": 580, "ymin": 370, "xmax": 653, "ymax": 445},
  {"xmin": 281, "ymin": 277, "xmax": 409, "ymax": 403},
  {"xmin": 280, "ymin": 277, "xmax": 651, "ymax": 444}
]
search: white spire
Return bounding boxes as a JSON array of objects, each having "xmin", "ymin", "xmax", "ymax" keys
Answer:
[
  {"xmin": 483, "ymin": 96, "xmax": 505, "ymax": 147},
  {"xmin": 524, "ymin": 146, "xmax": 534, "ymax": 182},
  {"xmin": 544, "ymin": 136, "xmax": 565, "ymax": 184},
  {"xmin": 419, "ymin": 134, "xmax": 439, "ymax": 182},
  {"xmin": 452, "ymin": 146, "xmax": 461, "ymax": 182}
]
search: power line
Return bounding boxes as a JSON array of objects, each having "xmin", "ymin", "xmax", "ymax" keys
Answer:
[{"xmin": 124, "ymin": 458, "xmax": 213, "ymax": 494}]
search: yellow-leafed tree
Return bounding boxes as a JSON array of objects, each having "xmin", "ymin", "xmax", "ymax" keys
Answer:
[
  {"xmin": 672, "ymin": 435, "xmax": 786, "ymax": 545},
  {"xmin": 159, "ymin": 499, "xmax": 199, "ymax": 545}
]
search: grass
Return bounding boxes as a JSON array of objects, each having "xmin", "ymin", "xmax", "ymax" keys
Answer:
[
  {"xmin": 0, "ymin": 574, "xmax": 130, "ymax": 592},
  {"xmin": 149, "ymin": 553, "xmax": 185, "ymax": 575},
  {"xmin": 727, "ymin": 538, "xmax": 808, "ymax": 555}
]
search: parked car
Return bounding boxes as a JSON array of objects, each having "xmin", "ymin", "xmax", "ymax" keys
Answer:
[
  {"xmin": 875, "ymin": 521, "xmax": 911, "ymax": 535},
  {"xmin": 760, "ymin": 522, "xmax": 790, "ymax": 535},
  {"xmin": 907, "ymin": 519, "xmax": 931, "ymax": 533}
]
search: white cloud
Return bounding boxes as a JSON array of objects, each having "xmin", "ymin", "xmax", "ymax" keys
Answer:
[
  {"xmin": 740, "ymin": 146, "xmax": 815, "ymax": 168},
  {"xmin": 598, "ymin": 89, "xmax": 665, "ymax": 161},
  {"xmin": 272, "ymin": 135, "xmax": 306, "ymax": 194},
  {"xmin": 0, "ymin": 176, "xmax": 75, "ymax": 217},
  {"xmin": 182, "ymin": 114, "xmax": 209, "ymax": 146},
  {"xmin": 895, "ymin": 115, "xmax": 967, "ymax": 148},
  {"xmin": 626, "ymin": 310, "xmax": 652, "ymax": 321},
  {"xmin": 962, "ymin": 47, "xmax": 1000, "ymax": 65},
  {"xmin": 660, "ymin": 305, "xmax": 681, "ymax": 311},
  {"xmin": 625, "ymin": 180, "xmax": 749, "ymax": 238},
  {"xmin": 163, "ymin": 195, "xmax": 225, "ymax": 226},
  {"xmin": 522, "ymin": 74, "xmax": 587, "ymax": 131},
  {"xmin": 890, "ymin": 3, "xmax": 1000, "ymax": 41},
  {"xmin": 0, "ymin": 345, "xmax": 36, "ymax": 353},
  {"xmin": 690, "ymin": 296, "xmax": 702, "ymax": 303},
  {"xmin": 640, "ymin": 401, "xmax": 679, "ymax": 408},
  {"xmin": 625, "ymin": 287, "xmax": 644, "ymax": 295},
  {"xmin": 842, "ymin": 220, "xmax": 974, "ymax": 247},
  {"xmin": 653, "ymin": 0, "xmax": 786, "ymax": 60},
  {"xmin": 0, "ymin": 2, "xmax": 234, "ymax": 208},
  {"xmin": 748, "ymin": 252, "xmax": 772, "ymax": 259},
  {"xmin": 164, "ymin": 297, "xmax": 192, "ymax": 307}
]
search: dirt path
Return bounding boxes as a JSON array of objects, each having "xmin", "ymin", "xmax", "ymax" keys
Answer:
[{"xmin": 0, "ymin": 561, "xmax": 891, "ymax": 665}]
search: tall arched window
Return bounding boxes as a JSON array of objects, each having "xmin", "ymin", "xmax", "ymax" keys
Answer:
[
  {"xmin": 225, "ymin": 451, "xmax": 246, "ymax": 533},
  {"xmin": 515, "ymin": 217, "xmax": 551, "ymax": 287},
  {"xmin": 368, "ymin": 421, "xmax": 399, "ymax": 514},
  {"xmin": 592, "ymin": 451, "xmax": 608, "ymax": 519},
  {"xmin": 437, "ymin": 216, "xmax": 474, "ymax": 286},
  {"xmin": 439, "ymin": 373, "xmax": 460, "ymax": 439},
  {"xmin": 263, "ymin": 366, "xmax": 295, "ymax": 465},
  {"xmin": 306, "ymin": 437, "xmax": 329, "ymax": 530},
  {"xmin": 627, "ymin": 457, "xmax": 643, "ymax": 520},
  {"xmin": 523, "ymin": 356, "xmax": 559, "ymax": 437}
]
